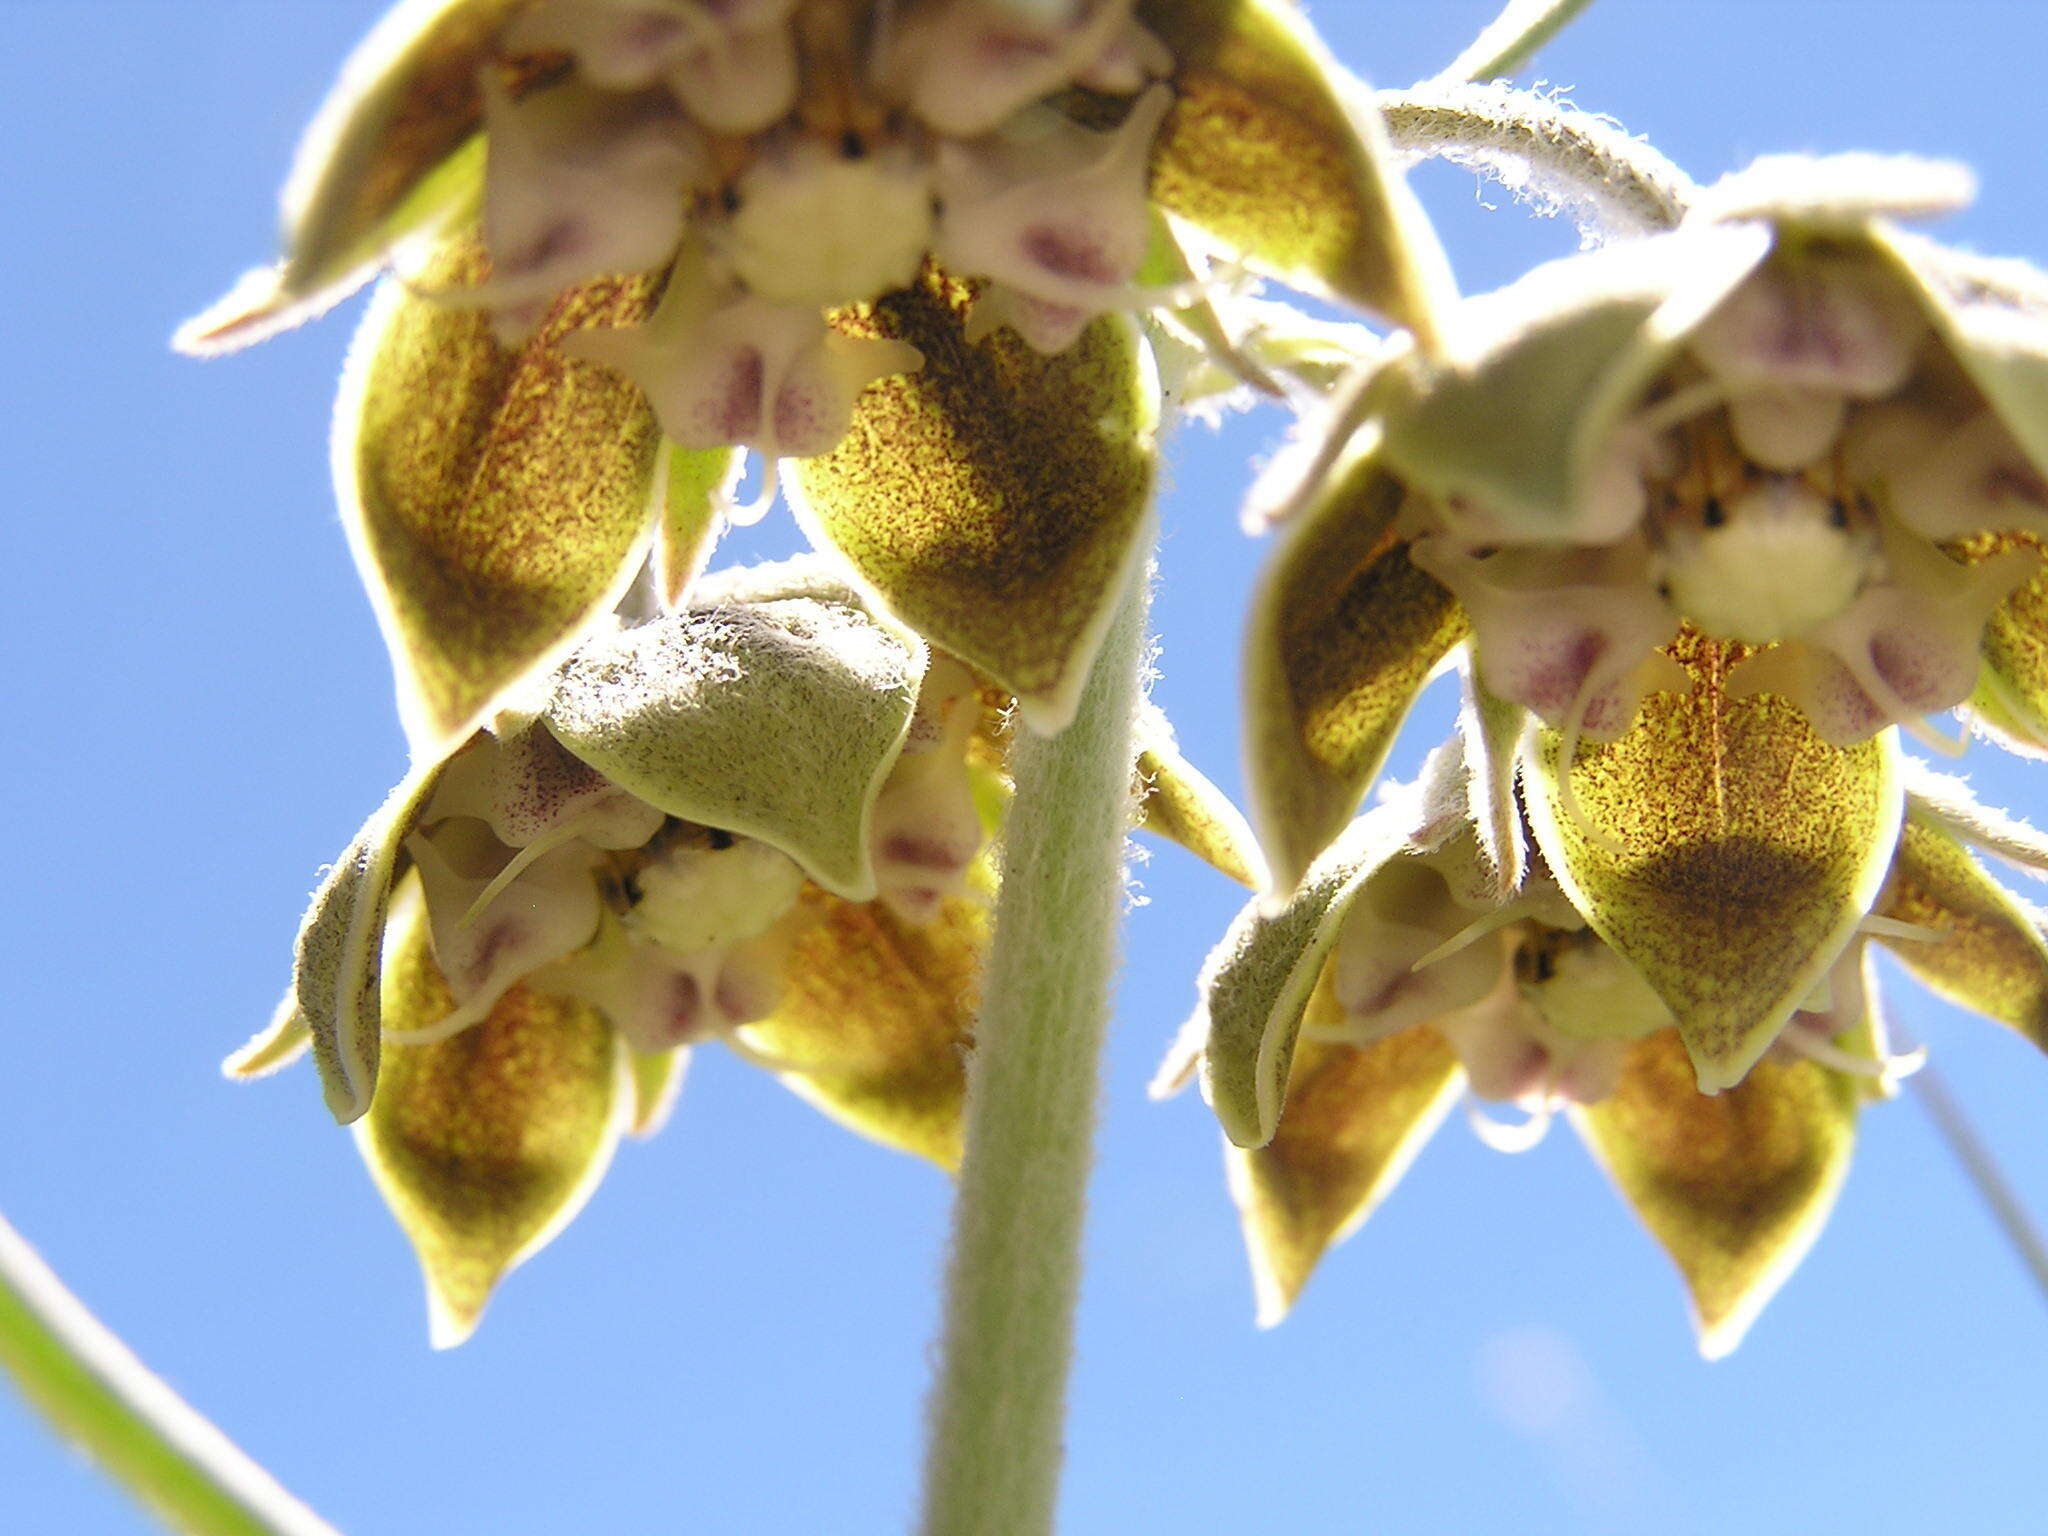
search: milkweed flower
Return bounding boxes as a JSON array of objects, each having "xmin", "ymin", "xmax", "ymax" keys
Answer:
[
  {"xmin": 178, "ymin": 0, "xmax": 1448, "ymax": 751},
  {"xmin": 1246, "ymin": 155, "xmax": 2048, "ymax": 909},
  {"xmin": 228, "ymin": 558, "xmax": 1246, "ymax": 1344},
  {"xmin": 1159, "ymin": 714, "xmax": 2048, "ymax": 1356}
]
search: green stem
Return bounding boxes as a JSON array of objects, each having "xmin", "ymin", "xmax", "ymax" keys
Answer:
[
  {"xmin": 1438, "ymin": 0, "xmax": 1597, "ymax": 84},
  {"xmin": 0, "ymin": 1212, "xmax": 340, "ymax": 1536},
  {"xmin": 916, "ymin": 560, "xmax": 1152, "ymax": 1536},
  {"xmin": 1378, "ymin": 82, "xmax": 1695, "ymax": 236}
]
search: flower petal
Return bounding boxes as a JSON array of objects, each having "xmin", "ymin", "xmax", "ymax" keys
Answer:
[
  {"xmin": 1975, "ymin": 542, "xmax": 2048, "ymax": 756},
  {"xmin": 338, "ymin": 236, "xmax": 664, "ymax": 752},
  {"xmin": 789, "ymin": 269, "xmax": 1159, "ymax": 734},
  {"xmin": 175, "ymin": 0, "xmax": 512, "ymax": 354},
  {"xmin": 1874, "ymin": 229, "xmax": 2048, "ymax": 491},
  {"xmin": 1228, "ymin": 1030, "xmax": 1462, "ymax": 1326},
  {"xmin": 1196, "ymin": 789, "xmax": 1433, "ymax": 1148},
  {"xmin": 1136, "ymin": 0, "xmax": 1452, "ymax": 338},
  {"xmin": 1244, "ymin": 440, "xmax": 1463, "ymax": 895},
  {"xmin": 541, "ymin": 595, "xmax": 923, "ymax": 899},
  {"xmin": 1377, "ymin": 224, "xmax": 1769, "ymax": 538},
  {"xmin": 360, "ymin": 904, "xmax": 628, "ymax": 1348},
  {"xmin": 1879, "ymin": 818, "xmax": 2048, "ymax": 1052},
  {"xmin": 1573, "ymin": 1029, "xmax": 1858, "ymax": 1359},
  {"xmin": 1132, "ymin": 705, "xmax": 1266, "ymax": 889},
  {"xmin": 222, "ymin": 994, "xmax": 313, "ymax": 1081},
  {"xmin": 1522, "ymin": 634, "xmax": 1904, "ymax": 1094},
  {"xmin": 628, "ymin": 1047, "xmax": 689, "ymax": 1139},
  {"xmin": 1459, "ymin": 665, "xmax": 1528, "ymax": 900},
  {"xmin": 656, "ymin": 443, "xmax": 739, "ymax": 606},
  {"xmin": 741, "ymin": 889, "xmax": 985, "ymax": 1170},
  {"xmin": 292, "ymin": 761, "xmax": 449, "ymax": 1123}
]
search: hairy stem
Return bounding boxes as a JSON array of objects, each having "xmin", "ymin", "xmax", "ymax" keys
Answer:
[
  {"xmin": 1439, "ymin": 0, "xmax": 1597, "ymax": 84},
  {"xmin": 1379, "ymin": 82, "xmax": 1695, "ymax": 237},
  {"xmin": 0, "ymin": 1212, "xmax": 340, "ymax": 1536},
  {"xmin": 916, "ymin": 561, "xmax": 1151, "ymax": 1536}
]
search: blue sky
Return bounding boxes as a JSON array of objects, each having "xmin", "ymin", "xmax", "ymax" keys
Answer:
[{"xmin": 4, "ymin": 3, "xmax": 2047, "ymax": 1533}]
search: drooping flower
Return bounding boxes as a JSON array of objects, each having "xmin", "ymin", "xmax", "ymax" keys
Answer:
[
  {"xmin": 1159, "ymin": 714, "xmax": 2048, "ymax": 1356},
  {"xmin": 227, "ymin": 557, "xmax": 1249, "ymax": 1343},
  {"xmin": 1246, "ymin": 155, "xmax": 2048, "ymax": 900},
  {"xmin": 178, "ymin": 0, "xmax": 1449, "ymax": 752}
]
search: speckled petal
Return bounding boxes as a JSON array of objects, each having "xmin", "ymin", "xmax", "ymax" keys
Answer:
[
  {"xmin": 1133, "ymin": 706, "xmax": 1266, "ymax": 889},
  {"xmin": 1975, "ymin": 538, "xmax": 2048, "ymax": 756},
  {"xmin": 338, "ymin": 236, "xmax": 664, "ymax": 752},
  {"xmin": 1228, "ymin": 1029, "xmax": 1462, "ymax": 1325},
  {"xmin": 1523, "ymin": 634, "xmax": 1903, "ymax": 1094},
  {"xmin": 657, "ymin": 442, "xmax": 739, "ymax": 605},
  {"xmin": 789, "ymin": 269, "xmax": 1159, "ymax": 735},
  {"xmin": 1244, "ymin": 438, "xmax": 1463, "ymax": 896},
  {"xmin": 628, "ymin": 1047, "xmax": 689, "ymax": 1139},
  {"xmin": 175, "ymin": 0, "xmax": 514, "ymax": 353},
  {"xmin": 1574, "ymin": 1029, "xmax": 1859, "ymax": 1359},
  {"xmin": 1879, "ymin": 817, "xmax": 2048, "ymax": 1052},
  {"xmin": 1136, "ymin": 0, "xmax": 1451, "ymax": 339},
  {"xmin": 742, "ymin": 888, "xmax": 986, "ymax": 1170},
  {"xmin": 360, "ymin": 905, "xmax": 629, "ymax": 1348}
]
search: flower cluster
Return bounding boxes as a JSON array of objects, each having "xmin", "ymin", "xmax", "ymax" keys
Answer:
[
  {"xmin": 180, "ymin": 0, "xmax": 1447, "ymax": 755},
  {"xmin": 232, "ymin": 559, "xmax": 1244, "ymax": 1341},
  {"xmin": 183, "ymin": 0, "xmax": 2048, "ymax": 1368},
  {"xmin": 1164, "ymin": 709, "xmax": 2048, "ymax": 1354},
  {"xmin": 1248, "ymin": 157, "xmax": 2048, "ymax": 894}
]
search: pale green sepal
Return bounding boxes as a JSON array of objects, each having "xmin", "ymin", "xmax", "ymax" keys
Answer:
[
  {"xmin": 656, "ymin": 442, "xmax": 739, "ymax": 607},
  {"xmin": 1522, "ymin": 641, "xmax": 1904, "ymax": 1094},
  {"xmin": 1869, "ymin": 230, "xmax": 2048, "ymax": 488},
  {"xmin": 359, "ymin": 902, "xmax": 629, "ymax": 1348},
  {"xmin": 1689, "ymin": 154, "xmax": 1976, "ymax": 232},
  {"xmin": 1377, "ymin": 223, "xmax": 1770, "ymax": 538},
  {"xmin": 541, "ymin": 597, "xmax": 924, "ymax": 900},
  {"xmin": 1458, "ymin": 661, "xmax": 1528, "ymax": 900},
  {"xmin": 1228, "ymin": 1030, "xmax": 1463, "ymax": 1325},
  {"xmin": 1899, "ymin": 758, "xmax": 2048, "ymax": 879},
  {"xmin": 222, "ymin": 994, "xmax": 313, "ymax": 1081},
  {"xmin": 1196, "ymin": 778, "xmax": 1437, "ymax": 1148},
  {"xmin": 745, "ymin": 888, "xmax": 985, "ymax": 1171},
  {"xmin": 175, "ymin": 0, "xmax": 508, "ymax": 354},
  {"xmin": 336, "ymin": 237, "xmax": 664, "ymax": 754},
  {"xmin": 686, "ymin": 552, "xmax": 867, "ymax": 610},
  {"xmin": 1132, "ymin": 705, "xmax": 1267, "ymax": 889},
  {"xmin": 1243, "ymin": 429, "xmax": 1462, "ymax": 895},
  {"xmin": 1881, "ymin": 818, "xmax": 2048, "ymax": 1053},
  {"xmin": 1137, "ymin": 0, "xmax": 1454, "ymax": 345},
  {"xmin": 790, "ymin": 271, "xmax": 1159, "ymax": 737},
  {"xmin": 1573, "ymin": 1029, "xmax": 1859, "ymax": 1360},
  {"xmin": 293, "ymin": 759, "xmax": 450, "ymax": 1123},
  {"xmin": 628, "ymin": 1048, "xmax": 689, "ymax": 1140}
]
